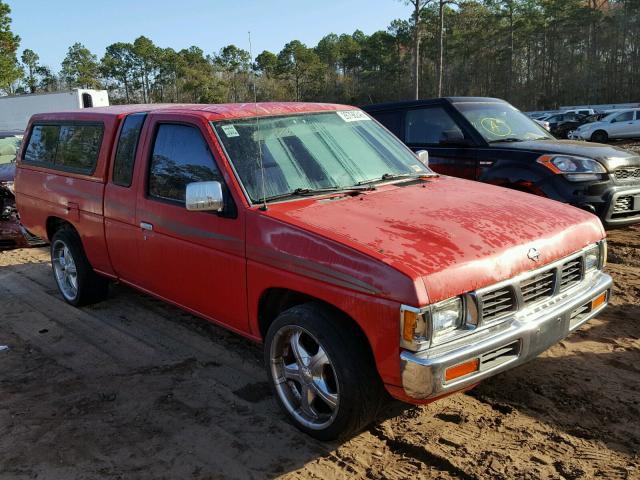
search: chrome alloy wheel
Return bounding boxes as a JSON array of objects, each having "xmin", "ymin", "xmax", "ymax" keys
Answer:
[
  {"xmin": 52, "ymin": 240, "xmax": 79, "ymax": 301},
  {"xmin": 270, "ymin": 325, "xmax": 340, "ymax": 430}
]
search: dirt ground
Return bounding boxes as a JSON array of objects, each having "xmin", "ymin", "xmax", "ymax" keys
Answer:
[{"xmin": 1, "ymin": 185, "xmax": 640, "ymax": 478}]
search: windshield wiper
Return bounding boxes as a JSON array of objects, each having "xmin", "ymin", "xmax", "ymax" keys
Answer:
[
  {"xmin": 355, "ymin": 172, "xmax": 435, "ymax": 186},
  {"xmin": 261, "ymin": 185, "xmax": 375, "ymax": 203},
  {"xmin": 488, "ymin": 138, "xmax": 523, "ymax": 143}
]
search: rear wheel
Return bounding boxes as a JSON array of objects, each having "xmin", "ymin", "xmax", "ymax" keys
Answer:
[
  {"xmin": 591, "ymin": 130, "xmax": 608, "ymax": 143},
  {"xmin": 50, "ymin": 226, "xmax": 109, "ymax": 306},
  {"xmin": 264, "ymin": 303, "xmax": 384, "ymax": 440}
]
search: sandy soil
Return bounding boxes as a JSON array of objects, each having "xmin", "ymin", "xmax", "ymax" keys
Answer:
[{"xmin": 0, "ymin": 226, "xmax": 639, "ymax": 477}]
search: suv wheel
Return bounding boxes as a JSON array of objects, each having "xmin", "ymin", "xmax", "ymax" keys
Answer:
[
  {"xmin": 264, "ymin": 303, "xmax": 384, "ymax": 440},
  {"xmin": 51, "ymin": 226, "xmax": 109, "ymax": 306},
  {"xmin": 591, "ymin": 130, "xmax": 608, "ymax": 143}
]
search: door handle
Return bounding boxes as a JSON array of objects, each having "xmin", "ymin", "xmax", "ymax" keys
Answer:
[{"xmin": 140, "ymin": 222, "xmax": 153, "ymax": 231}]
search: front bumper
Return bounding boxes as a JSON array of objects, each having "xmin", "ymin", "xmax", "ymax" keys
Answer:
[
  {"xmin": 568, "ymin": 130, "xmax": 590, "ymax": 140},
  {"xmin": 400, "ymin": 270, "xmax": 612, "ymax": 400},
  {"xmin": 603, "ymin": 187, "xmax": 640, "ymax": 227}
]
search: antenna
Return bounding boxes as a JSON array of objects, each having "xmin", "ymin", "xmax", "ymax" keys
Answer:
[{"xmin": 249, "ymin": 31, "xmax": 268, "ymax": 211}]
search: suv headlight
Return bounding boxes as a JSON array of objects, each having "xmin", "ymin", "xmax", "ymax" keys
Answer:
[
  {"xmin": 537, "ymin": 154, "xmax": 606, "ymax": 182},
  {"xmin": 401, "ymin": 296, "xmax": 477, "ymax": 351}
]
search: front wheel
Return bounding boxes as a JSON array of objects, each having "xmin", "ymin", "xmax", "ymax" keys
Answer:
[
  {"xmin": 591, "ymin": 130, "xmax": 608, "ymax": 143},
  {"xmin": 264, "ymin": 303, "xmax": 384, "ymax": 440}
]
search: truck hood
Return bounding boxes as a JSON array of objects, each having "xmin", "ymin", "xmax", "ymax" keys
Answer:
[
  {"xmin": 491, "ymin": 139, "xmax": 640, "ymax": 171},
  {"xmin": 267, "ymin": 176, "xmax": 604, "ymax": 303}
]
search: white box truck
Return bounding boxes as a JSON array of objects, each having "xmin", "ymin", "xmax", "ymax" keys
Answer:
[{"xmin": 0, "ymin": 89, "xmax": 109, "ymax": 133}]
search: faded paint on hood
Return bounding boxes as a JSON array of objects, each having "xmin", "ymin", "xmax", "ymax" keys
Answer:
[{"xmin": 265, "ymin": 176, "xmax": 604, "ymax": 304}]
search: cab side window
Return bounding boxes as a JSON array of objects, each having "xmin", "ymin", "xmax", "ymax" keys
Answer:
[
  {"xmin": 405, "ymin": 107, "xmax": 464, "ymax": 145},
  {"xmin": 613, "ymin": 111, "xmax": 634, "ymax": 123},
  {"xmin": 373, "ymin": 111, "xmax": 403, "ymax": 138},
  {"xmin": 113, "ymin": 113, "xmax": 146, "ymax": 187},
  {"xmin": 148, "ymin": 124, "xmax": 222, "ymax": 203}
]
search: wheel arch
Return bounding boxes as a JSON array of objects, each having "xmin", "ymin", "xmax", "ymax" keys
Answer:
[{"xmin": 257, "ymin": 287, "xmax": 376, "ymax": 363}]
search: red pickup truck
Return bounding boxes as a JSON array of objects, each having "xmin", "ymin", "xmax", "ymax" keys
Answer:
[{"xmin": 15, "ymin": 103, "xmax": 612, "ymax": 440}]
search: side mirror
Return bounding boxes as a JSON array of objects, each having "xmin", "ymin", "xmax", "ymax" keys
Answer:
[
  {"xmin": 439, "ymin": 129, "xmax": 469, "ymax": 146},
  {"xmin": 416, "ymin": 150, "xmax": 429, "ymax": 166},
  {"xmin": 186, "ymin": 181, "xmax": 224, "ymax": 212}
]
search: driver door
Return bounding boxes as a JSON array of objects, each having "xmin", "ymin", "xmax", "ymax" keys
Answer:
[
  {"xmin": 403, "ymin": 106, "xmax": 477, "ymax": 179},
  {"xmin": 134, "ymin": 115, "xmax": 248, "ymax": 333},
  {"xmin": 608, "ymin": 111, "xmax": 635, "ymax": 138}
]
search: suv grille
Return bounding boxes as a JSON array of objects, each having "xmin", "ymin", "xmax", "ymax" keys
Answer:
[
  {"xmin": 614, "ymin": 167, "xmax": 640, "ymax": 182},
  {"xmin": 479, "ymin": 287, "xmax": 516, "ymax": 323},
  {"xmin": 521, "ymin": 269, "xmax": 555, "ymax": 305},
  {"xmin": 613, "ymin": 196, "xmax": 633, "ymax": 212},
  {"xmin": 559, "ymin": 257, "xmax": 583, "ymax": 291}
]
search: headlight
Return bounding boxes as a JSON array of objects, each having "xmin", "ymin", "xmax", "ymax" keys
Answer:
[
  {"xmin": 431, "ymin": 297, "xmax": 464, "ymax": 342},
  {"xmin": 584, "ymin": 240, "xmax": 606, "ymax": 272},
  {"xmin": 401, "ymin": 296, "xmax": 475, "ymax": 351},
  {"xmin": 537, "ymin": 154, "xmax": 606, "ymax": 182},
  {"xmin": 584, "ymin": 244, "xmax": 600, "ymax": 271}
]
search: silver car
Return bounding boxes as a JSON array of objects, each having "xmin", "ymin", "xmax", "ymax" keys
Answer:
[{"xmin": 570, "ymin": 109, "xmax": 640, "ymax": 142}]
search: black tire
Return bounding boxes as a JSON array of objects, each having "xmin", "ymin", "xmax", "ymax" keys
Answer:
[
  {"xmin": 591, "ymin": 130, "xmax": 608, "ymax": 143},
  {"xmin": 50, "ymin": 225, "xmax": 109, "ymax": 306},
  {"xmin": 264, "ymin": 302, "xmax": 385, "ymax": 441}
]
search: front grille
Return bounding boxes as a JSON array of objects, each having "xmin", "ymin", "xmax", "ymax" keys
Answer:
[
  {"xmin": 559, "ymin": 257, "xmax": 583, "ymax": 291},
  {"xmin": 520, "ymin": 269, "xmax": 556, "ymax": 305},
  {"xmin": 613, "ymin": 196, "xmax": 633, "ymax": 212},
  {"xmin": 479, "ymin": 287, "xmax": 516, "ymax": 323},
  {"xmin": 569, "ymin": 302, "xmax": 592, "ymax": 329},
  {"xmin": 614, "ymin": 167, "xmax": 640, "ymax": 182},
  {"xmin": 479, "ymin": 341, "xmax": 520, "ymax": 371}
]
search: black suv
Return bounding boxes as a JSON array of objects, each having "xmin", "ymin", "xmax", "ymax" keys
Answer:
[{"xmin": 363, "ymin": 97, "xmax": 640, "ymax": 228}]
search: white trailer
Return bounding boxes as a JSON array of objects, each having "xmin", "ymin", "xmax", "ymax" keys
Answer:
[{"xmin": 0, "ymin": 89, "xmax": 109, "ymax": 132}]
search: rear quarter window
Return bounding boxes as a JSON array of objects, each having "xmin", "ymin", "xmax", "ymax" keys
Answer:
[{"xmin": 23, "ymin": 123, "xmax": 103, "ymax": 174}]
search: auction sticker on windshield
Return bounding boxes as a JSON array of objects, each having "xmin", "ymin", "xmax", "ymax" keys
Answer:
[
  {"xmin": 337, "ymin": 110, "xmax": 371, "ymax": 122},
  {"xmin": 221, "ymin": 125, "xmax": 240, "ymax": 137}
]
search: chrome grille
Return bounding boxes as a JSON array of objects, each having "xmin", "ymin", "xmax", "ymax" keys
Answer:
[
  {"xmin": 520, "ymin": 269, "xmax": 556, "ymax": 306},
  {"xmin": 569, "ymin": 302, "xmax": 591, "ymax": 329},
  {"xmin": 613, "ymin": 196, "xmax": 633, "ymax": 212},
  {"xmin": 614, "ymin": 167, "xmax": 640, "ymax": 182},
  {"xmin": 559, "ymin": 257, "xmax": 583, "ymax": 291},
  {"xmin": 479, "ymin": 287, "xmax": 516, "ymax": 323}
]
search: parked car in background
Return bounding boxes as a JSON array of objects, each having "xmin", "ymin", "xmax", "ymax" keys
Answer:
[
  {"xmin": 563, "ymin": 108, "xmax": 596, "ymax": 116},
  {"xmin": 0, "ymin": 132, "xmax": 45, "ymax": 250},
  {"xmin": 569, "ymin": 109, "xmax": 640, "ymax": 143},
  {"xmin": 16, "ymin": 103, "xmax": 612, "ymax": 440},
  {"xmin": 540, "ymin": 112, "xmax": 588, "ymax": 138},
  {"xmin": 534, "ymin": 119, "xmax": 551, "ymax": 131},
  {"xmin": 363, "ymin": 97, "xmax": 640, "ymax": 228}
]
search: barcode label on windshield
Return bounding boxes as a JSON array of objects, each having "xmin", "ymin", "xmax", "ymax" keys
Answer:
[
  {"xmin": 221, "ymin": 125, "xmax": 240, "ymax": 137},
  {"xmin": 337, "ymin": 110, "xmax": 370, "ymax": 122}
]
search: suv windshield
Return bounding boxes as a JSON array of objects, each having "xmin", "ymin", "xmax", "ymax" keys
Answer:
[
  {"xmin": 212, "ymin": 111, "xmax": 432, "ymax": 203},
  {"xmin": 456, "ymin": 102, "xmax": 552, "ymax": 143},
  {"xmin": 0, "ymin": 135, "xmax": 22, "ymax": 165}
]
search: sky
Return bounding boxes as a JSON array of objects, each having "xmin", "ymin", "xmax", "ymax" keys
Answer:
[{"xmin": 6, "ymin": 0, "xmax": 410, "ymax": 70}]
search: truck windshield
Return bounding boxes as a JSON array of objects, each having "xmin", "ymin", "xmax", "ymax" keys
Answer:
[
  {"xmin": 456, "ymin": 102, "xmax": 552, "ymax": 143},
  {"xmin": 212, "ymin": 111, "xmax": 432, "ymax": 203}
]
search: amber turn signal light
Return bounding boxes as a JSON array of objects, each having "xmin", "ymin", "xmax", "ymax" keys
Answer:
[
  {"xmin": 402, "ymin": 310, "xmax": 418, "ymax": 342},
  {"xmin": 445, "ymin": 358, "xmax": 480, "ymax": 382},
  {"xmin": 591, "ymin": 292, "xmax": 607, "ymax": 310}
]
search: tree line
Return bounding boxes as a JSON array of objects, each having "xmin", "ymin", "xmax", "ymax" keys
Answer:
[{"xmin": 1, "ymin": 0, "xmax": 639, "ymax": 110}]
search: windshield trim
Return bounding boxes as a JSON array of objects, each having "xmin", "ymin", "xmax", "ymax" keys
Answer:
[{"xmin": 210, "ymin": 110, "xmax": 435, "ymax": 206}]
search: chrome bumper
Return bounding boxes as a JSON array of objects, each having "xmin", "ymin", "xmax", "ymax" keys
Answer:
[{"xmin": 400, "ymin": 271, "xmax": 612, "ymax": 400}]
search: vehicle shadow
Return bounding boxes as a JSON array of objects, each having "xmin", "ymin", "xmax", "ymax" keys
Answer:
[{"xmin": 466, "ymin": 302, "xmax": 640, "ymax": 456}]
